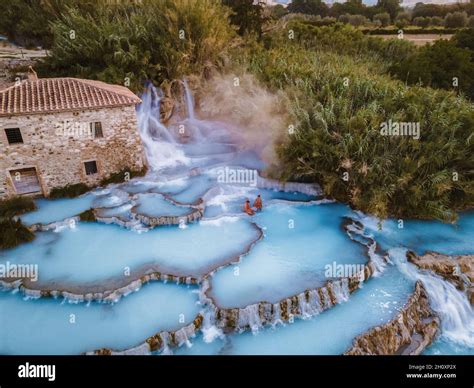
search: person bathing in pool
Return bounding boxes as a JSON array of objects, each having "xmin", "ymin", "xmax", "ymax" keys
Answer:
[
  {"xmin": 243, "ymin": 200, "xmax": 255, "ymax": 216},
  {"xmin": 253, "ymin": 194, "xmax": 262, "ymax": 212}
]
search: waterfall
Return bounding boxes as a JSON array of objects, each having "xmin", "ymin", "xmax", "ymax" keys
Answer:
[
  {"xmin": 299, "ymin": 289, "xmax": 323, "ymax": 317},
  {"xmin": 390, "ymin": 248, "xmax": 474, "ymax": 348},
  {"xmin": 331, "ymin": 278, "xmax": 350, "ymax": 303},
  {"xmin": 238, "ymin": 304, "xmax": 262, "ymax": 333},
  {"xmin": 136, "ymin": 83, "xmax": 189, "ymax": 170},
  {"xmin": 183, "ymin": 78, "xmax": 195, "ymax": 121},
  {"xmin": 320, "ymin": 287, "xmax": 333, "ymax": 309}
]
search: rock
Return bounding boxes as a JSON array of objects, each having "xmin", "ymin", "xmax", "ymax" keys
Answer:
[
  {"xmin": 408, "ymin": 251, "xmax": 473, "ymax": 305},
  {"xmin": 345, "ymin": 281, "xmax": 440, "ymax": 355}
]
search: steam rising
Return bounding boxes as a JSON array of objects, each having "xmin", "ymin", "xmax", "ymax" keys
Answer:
[{"xmin": 196, "ymin": 73, "xmax": 289, "ymax": 165}]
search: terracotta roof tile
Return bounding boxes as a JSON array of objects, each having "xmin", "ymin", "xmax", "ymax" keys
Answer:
[{"xmin": 0, "ymin": 78, "xmax": 141, "ymax": 116}]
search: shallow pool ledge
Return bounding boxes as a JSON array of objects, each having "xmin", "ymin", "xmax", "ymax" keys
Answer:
[{"xmin": 345, "ymin": 281, "xmax": 440, "ymax": 355}]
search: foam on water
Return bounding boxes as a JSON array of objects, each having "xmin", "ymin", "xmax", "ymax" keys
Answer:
[
  {"xmin": 357, "ymin": 211, "xmax": 474, "ymax": 255},
  {"xmin": 390, "ymin": 248, "xmax": 474, "ymax": 350}
]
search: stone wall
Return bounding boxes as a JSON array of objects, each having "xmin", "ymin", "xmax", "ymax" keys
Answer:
[{"xmin": 0, "ymin": 105, "xmax": 146, "ymax": 198}]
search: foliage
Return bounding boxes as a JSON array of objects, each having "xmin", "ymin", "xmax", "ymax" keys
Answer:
[
  {"xmin": 445, "ymin": 11, "xmax": 468, "ymax": 28},
  {"xmin": 412, "ymin": 2, "xmax": 474, "ymax": 19},
  {"xmin": 234, "ymin": 26, "xmax": 474, "ymax": 221},
  {"xmin": 271, "ymin": 22, "xmax": 415, "ymax": 69},
  {"xmin": 288, "ymin": 0, "xmax": 329, "ymax": 17},
  {"xmin": 0, "ymin": 219, "xmax": 35, "ymax": 249},
  {"xmin": 0, "ymin": 196, "xmax": 36, "ymax": 218},
  {"xmin": 49, "ymin": 183, "xmax": 90, "ymax": 199},
  {"xmin": 79, "ymin": 209, "xmax": 96, "ymax": 222},
  {"xmin": 222, "ymin": 0, "xmax": 267, "ymax": 37},
  {"xmin": 413, "ymin": 17, "xmax": 430, "ymax": 28},
  {"xmin": 39, "ymin": 0, "xmax": 234, "ymax": 91},
  {"xmin": 0, "ymin": 0, "xmax": 102, "ymax": 48},
  {"xmin": 454, "ymin": 28, "xmax": 474, "ymax": 54},
  {"xmin": 374, "ymin": 13, "xmax": 391, "ymax": 27},
  {"xmin": 375, "ymin": 0, "xmax": 401, "ymax": 20},
  {"xmin": 100, "ymin": 167, "xmax": 148, "ymax": 186},
  {"xmin": 391, "ymin": 38, "xmax": 474, "ymax": 100}
]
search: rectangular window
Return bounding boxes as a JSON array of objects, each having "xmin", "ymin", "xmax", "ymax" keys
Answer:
[
  {"xmin": 84, "ymin": 161, "xmax": 98, "ymax": 176},
  {"xmin": 5, "ymin": 128, "xmax": 23, "ymax": 144},
  {"xmin": 90, "ymin": 122, "xmax": 103, "ymax": 138}
]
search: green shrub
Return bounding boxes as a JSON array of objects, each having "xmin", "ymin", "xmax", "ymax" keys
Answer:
[
  {"xmin": 373, "ymin": 12, "xmax": 391, "ymax": 28},
  {"xmin": 0, "ymin": 219, "xmax": 35, "ymax": 249},
  {"xmin": 235, "ymin": 28, "xmax": 474, "ymax": 221},
  {"xmin": 39, "ymin": 0, "xmax": 234, "ymax": 91},
  {"xmin": 445, "ymin": 11, "xmax": 468, "ymax": 28},
  {"xmin": 79, "ymin": 209, "xmax": 96, "ymax": 222},
  {"xmin": 100, "ymin": 167, "xmax": 148, "ymax": 186},
  {"xmin": 0, "ymin": 196, "xmax": 36, "ymax": 218},
  {"xmin": 49, "ymin": 183, "xmax": 90, "ymax": 199}
]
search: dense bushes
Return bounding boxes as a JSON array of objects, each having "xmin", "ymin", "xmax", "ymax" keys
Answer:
[
  {"xmin": 38, "ymin": 0, "xmax": 234, "ymax": 91},
  {"xmin": 391, "ymin": 29, "xmax": 474, "ymax": 100},
  {"xmin": 444, "ymin": 11, "xmax": 469, "ymax": 28},
  {"xmin": 0, "ymin": 0, "xmax": 103, "ymax": 48},
  {"xmin": 269, "ymin": 22, "xmax": 415, "ymax": 70},
  {"xmin": 0, "ymin": 197, "xmax": 36, "ymax": 249},
  {"xmin": 100, "ymin": 167, "xmax": 148, "ymax": 186},
  {"xmin": 0, "ymin": 196, "xmax": 36, "ymax": 218},
  {"xmin": 49, "ymin": 183, "xmax": 90, "ymax": 199},
  {"xmin": 236, "ymin": 26, "xmax": 474, "ymax": 221},
  {"xmin": 79, "ymin": 209, "xmax": 96, "ymax": 222},
  {"xmin": 0, "ymin": 219, "xmax": 35, "ymax": 249}
]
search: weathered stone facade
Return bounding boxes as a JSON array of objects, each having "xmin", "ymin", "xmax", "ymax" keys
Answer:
[{"xmin": 0, "ymin": 105, "xmax": 146, "ymax": 198}]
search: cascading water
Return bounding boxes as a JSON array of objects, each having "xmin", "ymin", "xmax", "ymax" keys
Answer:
[
  {"xmin": 137, "ymin": 83, "xmax": 189, "ymax": 170},
  {"xmin": 183, "ymin": 78, "xmax": 195, "ymax": 121},
  {"xmin": 390, "ymin": 248, "xmax": 474, "ymax": 348}
]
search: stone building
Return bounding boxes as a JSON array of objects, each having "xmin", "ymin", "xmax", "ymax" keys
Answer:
[{"xmin": 0, "ymin": 74, "xmax": 146, "ymax": 198}]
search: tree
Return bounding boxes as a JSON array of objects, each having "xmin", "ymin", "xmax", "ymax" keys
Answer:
[
  {"xmin": 454, "ymin": 27, "xmax": 474, "ymax": 54},
  {"xmin": 331, "ymin": 0, "xmax": 368, "ymax": 18},
  {"xmin": 348, "ymin": 14, "xmax": 368, "ymax": 27},
  {"xmin": 287, "ymin": 0, "xmax": 329, "ymax": 17},
  {"xmin": 430, "ymin": 16, "xmax": 444, "ymax": 26},
  {"xmin": 444, "ymin": 11, "xmax": 468, "ymax": 28},
  {"xmin": 469, "ymin": 15, "xmax": 474, "ymax": 28},
  {"xmin": 373, "ymin": 12, "xmax": 391, "ymax": 27},
  {"xmin": 42, "ymin": 0, "xmax": 234, "ymax": 90},
  {"xmin": 376, "ymin": 0, "xmax": 401, "ymax": 20},
  {"xmin": 223, "ymin": 0, "xmax": 267, "ymax": 36},
  {"xmin": 392, "ymin": 39, "xmax": 474, "ymax": 99},
  {"xmin": 413, "ymin": 16, "xmax": 430, "ymax": 28},
  {"xmin": 395, "ymin": 11, "xmax": 411, "ymax": 28},
  {"xmin": 271, "ymin": 4, "xmax": 288, "ymax": 19},
  {"xmin": 338, "ymin": 14, "xmax": 351, "ymax": 24},
  {"xmin": 0, "ymin": 0, "xmax": 102, "ymax": 48}
]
